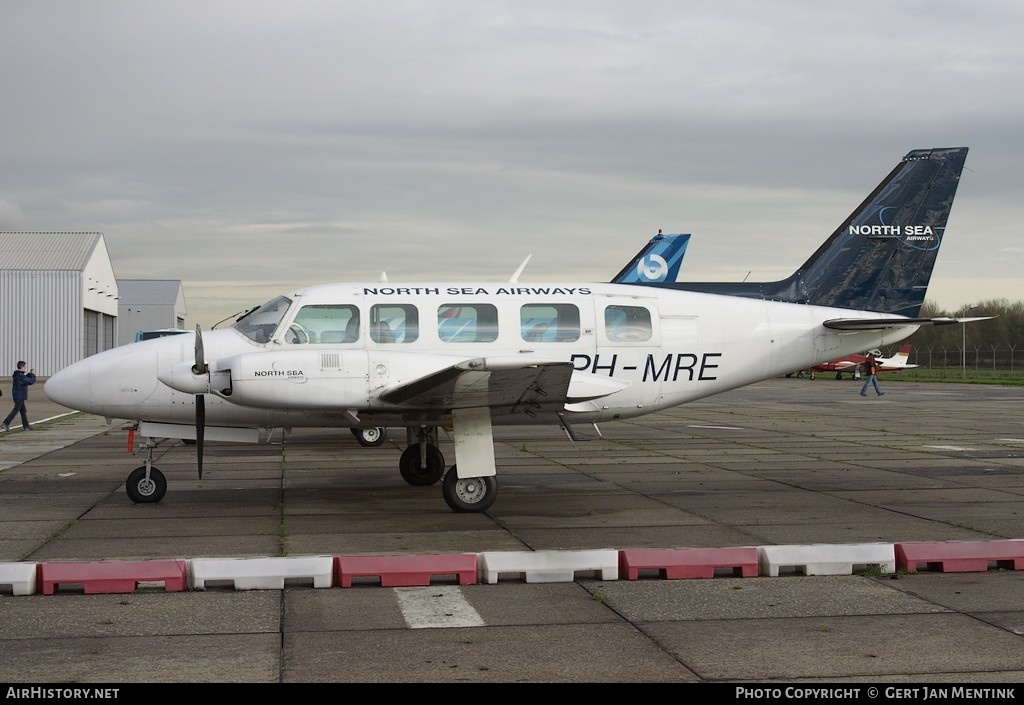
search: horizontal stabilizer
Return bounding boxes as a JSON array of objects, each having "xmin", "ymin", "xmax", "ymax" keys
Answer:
[{"xmin": 824, "ymin": 315, "xmax": 994, "ymax": 331}]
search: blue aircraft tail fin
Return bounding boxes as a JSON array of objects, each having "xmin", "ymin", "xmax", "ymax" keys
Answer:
[
  {"xmin": 631, "ymin": 148, "xmax": 968, "ymax": 318},
  {"xmin": 611, "ymin": 233, "xmax": 691, "ymax": 284}
]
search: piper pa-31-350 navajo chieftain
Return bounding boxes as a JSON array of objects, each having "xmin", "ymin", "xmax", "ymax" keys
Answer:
[{"xmin": 47, "ymin": 147, "xmax": 983, "ymax": 513}]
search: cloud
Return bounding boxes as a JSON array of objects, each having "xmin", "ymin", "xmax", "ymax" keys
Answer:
[{"xmin": 2, "ymin": 1, "xmax": 1023, "ymax": 326}]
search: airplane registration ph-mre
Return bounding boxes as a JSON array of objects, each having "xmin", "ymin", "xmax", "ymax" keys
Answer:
[{"xmin": 47, "ymin": 147, "xmax": 986, "ymax": 513}]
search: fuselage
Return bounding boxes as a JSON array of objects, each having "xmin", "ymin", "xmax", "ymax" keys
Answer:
[{"xmin": 46, "ymin": 281, "xmax": 919, "ymax": 430}]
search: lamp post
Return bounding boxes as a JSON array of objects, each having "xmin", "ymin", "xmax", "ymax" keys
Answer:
[{"xmin": 962, "ymin": 304, "xmax": 977, "ymax": 379}]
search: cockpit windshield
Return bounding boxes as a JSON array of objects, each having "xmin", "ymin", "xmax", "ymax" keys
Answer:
[{"xmin": 232, "ymin": 295, "xmax": 292, "ymax": 343}]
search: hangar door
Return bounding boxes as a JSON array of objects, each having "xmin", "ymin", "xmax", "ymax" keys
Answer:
[{"xmin": 84, "ymin": 310, "xmax": 115, "ymax": 357}]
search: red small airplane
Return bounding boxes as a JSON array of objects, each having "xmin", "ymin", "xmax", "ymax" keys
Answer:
[{"xmin": 792, "ymin": 344, "xmax": 917, "ymax": 380}]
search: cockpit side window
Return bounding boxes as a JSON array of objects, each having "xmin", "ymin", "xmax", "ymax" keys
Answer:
[
  {"xmin": 289, "ymin": 304, "xmax": 360, "ymax": 344},
  {"xmin": 233, "ymin": 295, "xmax": 293, "ymax": 344}
]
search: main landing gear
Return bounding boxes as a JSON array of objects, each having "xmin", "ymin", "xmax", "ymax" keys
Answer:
[
  {"xmin": 400, "ymin": 425, "xmax": 498, "ymax": 513},
  {"xmin": 120, "ymin": 424, "xmax": 498, "ymax": 514}
]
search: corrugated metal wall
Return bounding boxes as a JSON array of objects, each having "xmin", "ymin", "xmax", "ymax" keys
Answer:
[
  {"xmin": 0, "ymin": 270, "xmax": 83, "ymax": 377},
  {"xmin": 116, "ymin": 305, "xmax": 182, "ymax": 346}
]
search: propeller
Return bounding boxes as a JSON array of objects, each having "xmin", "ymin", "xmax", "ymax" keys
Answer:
[{"xmin": 192, "ymin": 324, "xmax": 207, "ymax": 479}]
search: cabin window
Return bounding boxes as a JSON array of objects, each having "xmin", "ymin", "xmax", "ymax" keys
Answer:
[
  {"xmin": 437, "ymin": 304, "xmax": 498, "ymax": 343},
  {"xmin": 604, "ymin": 305, "xmax": 652, "ymax": 342},
  {"xmin": 289, "ymin": 304, "xmax": 360, "ymax": 344},
  {"xmin": 371, "ymin": 304, "xmax": 418, "ymax": 343},
  {"xmin": 520, "ymin": 304, "xmax": 580, "ymax": 343},
  {"xmin": 233, "ymin": 295, "xmax": 292, "ymax": 344}
]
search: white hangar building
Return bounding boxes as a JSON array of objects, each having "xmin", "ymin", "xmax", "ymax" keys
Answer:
[
  {"xmin": 0, "ymin": 232, "xmax": 119, "ymax": 377},
  {"xmin": 115, "ymin": 279, "xmax": 188, "ymax": 346}
]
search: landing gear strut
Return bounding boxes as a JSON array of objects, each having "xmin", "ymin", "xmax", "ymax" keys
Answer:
[
  {"xmin": 125, "ymin": 439, "xmax": 167, "ymax": 503},
  {"xmin": 399, "ymin": 426, "xmax": 445, "ymax": 485}
]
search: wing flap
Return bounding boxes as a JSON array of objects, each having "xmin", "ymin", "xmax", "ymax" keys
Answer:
[{"xmin": 378, "ymin": 358, "xmax": 576, "ymax": 413}]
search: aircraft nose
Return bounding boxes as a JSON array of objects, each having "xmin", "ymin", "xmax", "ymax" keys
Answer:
[
  {"xmin": 46, "ymin": 359, "xmax": 96, "ymax": 412},
  {"xmin": 46, "ymin": 345, "xmax": 161, "ymax": 416}
]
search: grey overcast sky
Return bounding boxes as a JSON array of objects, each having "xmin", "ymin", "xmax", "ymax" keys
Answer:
[{"xmin": 2, "ymin": 1, "xmax": 1022, "ymax": 328}]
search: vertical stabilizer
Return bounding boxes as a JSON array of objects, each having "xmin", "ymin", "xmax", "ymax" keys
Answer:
[
  {"xmin": 611, "ymin": 233, "xmax": 691, "ymax": 284},
  {"xmin": 636, "ymin": 148, "xmax": 968, "ymax": 317}
]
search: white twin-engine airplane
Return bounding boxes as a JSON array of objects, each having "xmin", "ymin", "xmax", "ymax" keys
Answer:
[{"xmin": 47, "ymin": 147, "xmax": 984, "ymax": 513}]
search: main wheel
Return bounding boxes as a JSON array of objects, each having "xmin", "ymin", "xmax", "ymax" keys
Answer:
[
  {"xmin": 126, "ymin": 466, "xmax": 167, "ymax": 504},
  {"xmin": 351, "ymin": 426, "xmax": 387, "ymax": 447},
  {"xmin": 399, "ymin": 443, "xmax": 445, "ymax": 485},
  {"xmin": 442, "ymin": 466, "xmax": 497, "ymax": 513}
]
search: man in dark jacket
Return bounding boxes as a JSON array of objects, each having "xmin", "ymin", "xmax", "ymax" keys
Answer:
[
  {"xmin": 2, "ymin": 361, "xmax": 37, "ymax": 431},
  {"xmin": 859, "ymin": 350, "xmax": 884, "ymax": 397}
]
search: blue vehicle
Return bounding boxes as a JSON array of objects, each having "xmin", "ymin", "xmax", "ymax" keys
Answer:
[{"xmin": 134, "ymin": 329, "xmax": 189, "ymax": 342}]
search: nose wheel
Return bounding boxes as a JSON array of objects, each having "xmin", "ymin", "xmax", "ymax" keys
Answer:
[
  {"xmin": 126, "ymin": 466, "xmax": 167, "ymax": 503},
  {"xmin": 351, "ymin": 426, "xmax": 387, "ymax": 447}
]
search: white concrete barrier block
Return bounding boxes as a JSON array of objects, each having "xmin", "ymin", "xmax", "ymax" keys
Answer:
[
  {"xmin": 478, "ymin": 549, "xmax": 619, "ymax": 584},
  {"xmin": 0, "ymin": 562, "xmax": 37, "ymax": 596},
  {"xmin": 758, "ymin": 543, "xmax": 896, "ymax": 577},
  {"xmin": 189, "ymin": 555, "xmax": 333, "ymax": 590}
]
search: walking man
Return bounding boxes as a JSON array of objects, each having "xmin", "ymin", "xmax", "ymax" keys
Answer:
[
  {"xmin": 2, "ymin": 361, "xmax": 37, "ymax": 431},
  {"xmin": 859, "ymin": 350, "xmax": 884, "ymax": 397}
]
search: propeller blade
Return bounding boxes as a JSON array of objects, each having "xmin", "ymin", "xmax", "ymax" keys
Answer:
[
  {"xmin": 193, "ymin": 324, "xmax": 206, "ymax": 480},
  {"xmin": 193, "ymin": 324, "xmax": 205, "ymax": 375},
  {"xmin": 196, "ymin": 394, "xmax": 205, "ymax": 479}
]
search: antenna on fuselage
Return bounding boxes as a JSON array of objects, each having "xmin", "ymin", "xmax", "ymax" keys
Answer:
[
  {"xmin": 510, "ymin": 254, "xmax": 532, "ymax": 283},
  {"xmin": 379, "ymin": 271, "xmax": 388, "ymax": 282}
]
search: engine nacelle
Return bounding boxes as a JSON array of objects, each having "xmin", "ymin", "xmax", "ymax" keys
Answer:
[{"xmin": 210, "ymin": 349, "xmax": 371, "ymax": 410}]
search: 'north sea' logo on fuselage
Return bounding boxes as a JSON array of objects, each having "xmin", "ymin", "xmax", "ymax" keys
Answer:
[{"xmin": 254, "ymin": 362, "xmax": 307, "ymax": 383}]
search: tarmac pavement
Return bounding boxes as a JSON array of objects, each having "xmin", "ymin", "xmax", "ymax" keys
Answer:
[{"xmin": 1, "ymin": 378, "xmax": 1023, "ymax": 685}]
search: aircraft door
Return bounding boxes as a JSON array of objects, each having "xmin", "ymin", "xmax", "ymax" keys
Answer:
[{"xmin": 582, "ymin": 295, "xmax": 664, "ymax": 417}]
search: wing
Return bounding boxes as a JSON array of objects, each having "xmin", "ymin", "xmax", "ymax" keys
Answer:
[{"xmin": 378, "ymin": 357, "xmax": 627, "ymax": 416}]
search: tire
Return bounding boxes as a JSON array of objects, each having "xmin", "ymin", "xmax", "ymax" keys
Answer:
[
  {"xmin": 352, "ymin": 427, "xmax": 386, "ymax": 447},
  {"xmin": 399, "ymin": 443, "xmax": 445, "ymax": 485},
  {"xmin": 126, "ymin": 466, "xmax": 167, "ymax": 504},
  {"xmin": 442, "ymin": 466, "xmax": 497, "ymax": 513}
]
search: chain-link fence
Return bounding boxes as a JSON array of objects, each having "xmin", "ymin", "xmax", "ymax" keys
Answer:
[{"xmin": 884, "ymin": 342, "xmax": 1021, "ymax": 380}]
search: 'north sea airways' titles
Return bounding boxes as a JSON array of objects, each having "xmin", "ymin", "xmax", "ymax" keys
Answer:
[
  {"xmin": 849, "ymin": 225, "xmax": 935, "ymax": 241},
  {"xmin": 365, "ymin": 287, "xmax": 593, "ymax": 296}
]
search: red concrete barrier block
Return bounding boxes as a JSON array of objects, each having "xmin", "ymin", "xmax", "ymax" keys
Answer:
[
  {"xmin": 38, "ymin": 559, "xmax": 187, "ymax": 595},
  {"xmin": 619, "ymin": 546, "xmax": 758, "ymax": 580},
  {"xmin": 895, "ymin": 540, "xmax": 1024, "ymax": 573},
  {"xmin": 333, "ymin": 553, "xmax": 478, "ymax": 588}
]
